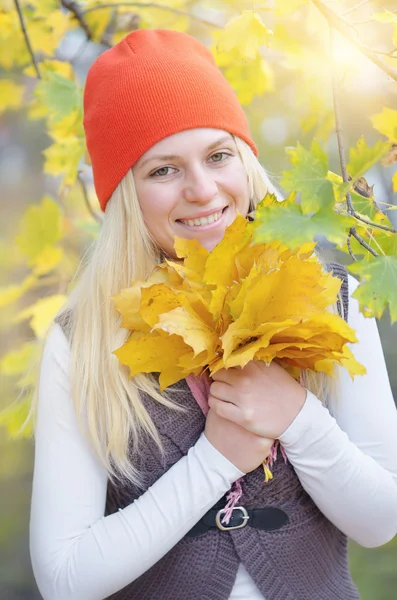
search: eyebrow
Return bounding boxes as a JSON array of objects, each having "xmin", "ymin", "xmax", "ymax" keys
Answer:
[{"xmin": 137, "ymin": 135, "xmax": 234, "ymax": 170}]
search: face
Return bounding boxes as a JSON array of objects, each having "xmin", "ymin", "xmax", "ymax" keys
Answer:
[{"xmin": 132, "ymin": 128, "xmax": 250, "ymax": 257}]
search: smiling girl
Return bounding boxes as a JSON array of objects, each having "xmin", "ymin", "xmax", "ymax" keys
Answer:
[{"xmin": 29, "ymin": 29, "xmax": 397, "ymax": 600}]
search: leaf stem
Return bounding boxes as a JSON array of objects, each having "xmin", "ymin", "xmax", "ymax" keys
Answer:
[
  {"xmin": 81, "ymin": 2, "xmax": 220, "ymax": 28},
  {"xmin": 13, "ymin": 0, "xmax": 41, "ymax": 79}
]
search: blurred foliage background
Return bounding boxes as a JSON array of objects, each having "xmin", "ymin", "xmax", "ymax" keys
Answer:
[{"xmin": 1, "ymin": 0, "xmax": 397, "ymax": 598}]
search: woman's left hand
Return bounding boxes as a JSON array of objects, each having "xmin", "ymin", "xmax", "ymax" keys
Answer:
[{"xmin": 209, "ymin": 361, "xmax": 307, "ymax": 439}]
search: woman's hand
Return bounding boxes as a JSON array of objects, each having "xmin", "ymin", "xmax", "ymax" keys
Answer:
[
  {"xmin": 204, "ymin": 407, "xmax": 274, "ymax": 473},
  {"xmin": 208, "ymin": 360, "xmax": 307, "ymax": 439}
]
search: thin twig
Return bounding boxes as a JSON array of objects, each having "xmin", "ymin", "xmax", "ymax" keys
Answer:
[
  {"xmin": 349, "ymin": 227, "xmax": 379, "ymax": 256},
  {"xmin": 342, "ymin": 0, "xmax": 372, "ymax": 17},
  {"xmin": 60, "ymin": 0, "xmax": 94, "ymax": 40},
  {"xmin": 347, "ymin": 230, "xmax": 357, "ymax": 260},
  {"xmin": 81, "ymin": 2, "xmax": 220, "ymax": 28},
  {"xmin": 311, "ymin": 0, "xmax": 397, "ymax": 82},
  {"xmin": 14, "ymin": 0, "xmax": 41, "ymax": 79},
  {"xmin": 78, "ymin": 173, "xmax": 103, "ymax": 224},
  {"xmin": 330, "ymin": 29, "xmax": 354, "ymax": 213},
  {"xmin": 329, "ymin": 27, "xmax": 394, "ymax": 253},
  {"xmin": 349, "ymin": 212, "xmax": 397, "ymax": 233}
]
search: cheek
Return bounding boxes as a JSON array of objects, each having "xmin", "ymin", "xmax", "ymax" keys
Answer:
[{"xmin": 227, "ymin": 168, "xmax": 250, "ymax": 209}]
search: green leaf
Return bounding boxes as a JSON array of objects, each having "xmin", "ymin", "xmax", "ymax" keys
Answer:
[
  {"xmin": 281, "ymin": 141, "xmax": 334, "ymax": 214},
  {"xmin": 34, "ymin": 71, "xmax": 82, "ymax": 126},
  {"xmin": 348, "ymin": 257, "xmax": 397, "ymax": 322},
  {"xmin": 253, "ymin": 194, "xmax": 354, "ymax": 249},
  {"xmin": 347, "ymin": 137, "xmax": 390, "ymax": 180},
  {"xmin": 338, "ymin": 138, "xmax": 390, "ymax": 201}
]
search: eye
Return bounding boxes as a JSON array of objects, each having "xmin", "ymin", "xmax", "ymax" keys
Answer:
[
  {"xmin": 209, "ymin": 152, "xmax": 232, "ymax": 163},
  {"xmin": 150, "ymin": 166, "xmax": 177, "ymax": 177}
]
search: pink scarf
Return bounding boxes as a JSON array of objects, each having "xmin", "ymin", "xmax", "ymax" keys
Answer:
[{"xmin": 186, "ymin": 372, "xmax": 243, "ymax": 525}]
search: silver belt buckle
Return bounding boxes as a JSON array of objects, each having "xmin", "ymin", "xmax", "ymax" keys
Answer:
[{"xmin": 215, "ymin": 506, "xmax": 249, "ymax": 531}]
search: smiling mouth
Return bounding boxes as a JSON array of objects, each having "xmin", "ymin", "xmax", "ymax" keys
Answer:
[{"xmin": 178, "ymin": 207, "xmax": 227, "ymax": 227}]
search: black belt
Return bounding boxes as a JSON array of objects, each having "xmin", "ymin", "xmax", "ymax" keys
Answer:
[{"xmin": 186, "ymin": 506, "xmax": 289, "ymax": 537}]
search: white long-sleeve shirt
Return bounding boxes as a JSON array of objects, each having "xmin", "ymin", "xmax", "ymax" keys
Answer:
[{"xmin": 30, "ymin": 275, "xmax": 397, "ymax": 600}]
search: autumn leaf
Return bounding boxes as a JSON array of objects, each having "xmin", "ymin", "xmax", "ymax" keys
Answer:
[
  {"xmin": 372, "ymin": 10, "xmax": 397, "ymax": 46},
  {"xmin": 281, "ymin": 141, "xmax": 335, "ymax": 213},
  {"xmin": 15, "ymin": 196, "xmax": 62, "ymax": 265},
  {"xmin": 113, "ymin": 214, "xmax": 364, "ymax": 390},
  {"xmin": 348, "ymin": 257, "xmax": 397, "ymax": 323},
  {"xmin": 0, "ymin": 394, "xmax": 33, "ymax": 438},
  {"xmin": 217, "ymin": 11, "xmax": 273, "ymax": 61},
  {"xmin": 214, "ymin": 51, "xmax": 274, "ymax": 105},
  {"xmin": 338, "ymin": 137, "xmax": 390, "ymax": 200},
  {"xmin": 253, "ymin": 193, "xmax": 354, "ymax": 248},
  {"xmin": 15, "ymin": 295, "xmax": 67, "ymax": 338},
  {"xmin": 0, "ymin": 341, "xmax": 40, "ymax": 388},
  {"xmin": 371, "ymin": 108, "xmax": 397, "ymax": 143},
  {"xmin": 0, "ymin": 80, "xmax": 24, "ymax": 114},
  {"xmin": 34, "ymin": 71, "xmax": 82, "ymax": 127}
]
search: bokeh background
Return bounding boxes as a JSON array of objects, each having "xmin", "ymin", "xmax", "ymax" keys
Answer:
[{"xmin": 1, "ymin": 1, "xmax": 397, "ymax": 598}]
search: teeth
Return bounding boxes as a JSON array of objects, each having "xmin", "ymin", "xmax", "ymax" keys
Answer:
[{"xmin": 181, "ymin": 210, "xmax": 222, "ymax": 227}]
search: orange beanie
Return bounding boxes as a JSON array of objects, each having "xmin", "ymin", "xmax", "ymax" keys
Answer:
[{"xmin": 83, "ymin": 29, "xmax": 258, "ymax": 211}]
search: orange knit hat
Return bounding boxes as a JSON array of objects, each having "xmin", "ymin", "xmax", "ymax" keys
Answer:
[{"xmin": 83, "ymin": 29, "xmax": 258, "ymax": 211}]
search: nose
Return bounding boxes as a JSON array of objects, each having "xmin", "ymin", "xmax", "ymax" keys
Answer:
[{"xmin": 182, "ymin": 166, "xmax": 218, "ymax": 204}]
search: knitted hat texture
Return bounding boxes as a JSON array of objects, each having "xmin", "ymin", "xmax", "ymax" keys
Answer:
[{"xmin": 83, "ymin": 29, "xmax": 258, "ymax": 211}]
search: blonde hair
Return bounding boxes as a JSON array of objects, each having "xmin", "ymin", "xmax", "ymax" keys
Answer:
[{"xmin": 31, "ymin": 136, "xmax": 338, "ymax": 486}]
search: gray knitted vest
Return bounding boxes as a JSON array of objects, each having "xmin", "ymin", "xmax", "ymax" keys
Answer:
[{"xmin": 58, "ymin": 262, "xmax": 360, "ymax": 600}]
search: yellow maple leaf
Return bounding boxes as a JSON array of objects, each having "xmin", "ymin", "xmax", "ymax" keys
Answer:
[
  {"xmin": 15, "ymin": 294, "xmax": 67, "ymax": 338},
  {"xmin": 0, "ymin": 80, "xmax": 24, "ymax": 114},
  {"xmin": 371, "ymin": 107, "xmax": 397, "ymax": 143},
  {"xmin": 43, "ymin": 136, "xmax": 85, "ymax": 187},
  {"xmin": 217, "ymin": 11, "xmax": 273, "ymax": 62},
  {"xmin": 15, "ymin": 196, "xmax": 62, "ymax": 264},
  {"xmin": 113, "ymin": 214, "xmax": 365, "ymax": 390}
]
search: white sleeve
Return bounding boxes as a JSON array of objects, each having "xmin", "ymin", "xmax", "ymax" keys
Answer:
[
  {"xmin": 279, "ymin": 274, "xmax": 397, "ymax": 548},
  {"xmin": 30, "ymin": 324, "xmax": 244, "ymax": 600}
]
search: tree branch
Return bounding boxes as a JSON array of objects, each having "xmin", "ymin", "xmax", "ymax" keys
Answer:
[
  {"xmin": 14, "ymin": 0, "xmax": 41, "ymax": 79},
  {"xmin": 329, "ymin": 27, "xmax": 395, "ymax": 256},
  {"xmin": 342, "ymin": 0, "xmax": 372, "ymax": 17},
  {"xmin": 330, "ymin": 28, "xmax": 354, "ymax": 213},
  {"xmin": 347, "ymin": 230, "xmax": 357, "ymax": 260},
  {"xmin": 81, "ymin": 2, "xmax": 220, "ymax": 29},
  {"xmin": 349, "ymin": 227, "xmax": 379, "ymax": 256},
  {"xmin": 59, "ymin": 0, "xmax": 94, "ymax": 40},
  {"xmin": 311, "ymin": 0, "xmax": 397, "ymax": 82}
]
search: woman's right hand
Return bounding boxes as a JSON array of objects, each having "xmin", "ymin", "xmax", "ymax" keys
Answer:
[{"xmin": 204, "ymin": 407, "xmax": 275, "ymax": 473}]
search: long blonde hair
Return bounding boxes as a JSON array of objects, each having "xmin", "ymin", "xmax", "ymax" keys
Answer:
[{"xmin": 32, "ymin": 136, "xmax": 338, "ymax": 486}]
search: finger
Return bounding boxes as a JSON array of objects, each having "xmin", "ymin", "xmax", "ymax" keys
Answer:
[
  {"xmin": 208, "ymin": 395, "xmax": 243, "ymax": 425},
  {"xmin": 210, "ymin": 381, "xmax": 236, "ymax": 403},
  {"xmin": 212, "ymin": 367, "xmax": 240, "ymax": 384}
]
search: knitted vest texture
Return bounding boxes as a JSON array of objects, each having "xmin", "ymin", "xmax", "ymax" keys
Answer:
[{"xmin": 57, "ymin": 262, "xmax": 360, "ymax": 600}]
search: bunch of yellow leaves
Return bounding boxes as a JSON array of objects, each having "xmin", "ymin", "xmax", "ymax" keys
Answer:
[{"xmin": 113, "ymin": 214, "xmax": 365, "ymax": 391}]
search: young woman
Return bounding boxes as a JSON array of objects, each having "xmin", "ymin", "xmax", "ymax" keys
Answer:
[{"xmin": 29, "ymin": 29, "xmax": 397, "ymax": 600}]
